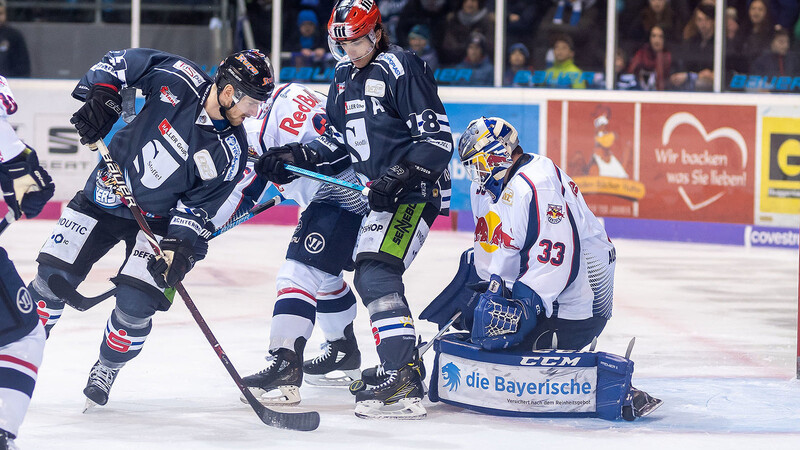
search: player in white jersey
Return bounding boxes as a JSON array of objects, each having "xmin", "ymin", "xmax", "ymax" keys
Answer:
[
  {"xmin": 421, "ymin": 116, "xmax": 661, "ymax": 419},
  {"xmin": 210, "ymin": 83, "xmax": 368, "ymax": 405},
  {"xmin": 0, "ymin": 75, "xmax": 55, "ymax": 450}
]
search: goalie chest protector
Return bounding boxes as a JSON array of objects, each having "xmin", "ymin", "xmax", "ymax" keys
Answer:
[{"xmin": 429, "ymin": 334, "xmax": 633, "ymax": 420}]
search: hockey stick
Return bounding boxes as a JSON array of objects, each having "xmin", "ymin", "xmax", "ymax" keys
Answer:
[
  {"xmin": 0, "ymin": 211, "xmax": 16, "ymax": 236},
  {"xmin": 417, "ymin": 311, "xmax": 461, "ymax": 357},
  {"xmin": 48, "ymin": 195, "xmax": 285, "ymax": 312},
  {"xmin": 284, "ymin": 164, "xmax": 370, "ymax": 195},
  {"xmin": 89, "ymin": 140, "xmax": 319, "ymax": 431}
]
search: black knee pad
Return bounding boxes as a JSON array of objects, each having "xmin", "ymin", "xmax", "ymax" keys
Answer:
[
  {"xmin": 114, "ymin": 282, "xmax": 165, "ymax": 317},
  {"xmin": 353, "ymin": 259, "xmax": 405, "ymax": 304}
]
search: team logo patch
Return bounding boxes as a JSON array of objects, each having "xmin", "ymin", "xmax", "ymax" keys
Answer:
[
  {"xmin": 16, "ymin": 288, "xmax": 34, "ymax": 314},
  {"xmin": 501, "ymin": 187, "xmax": 514, "ymax": 205},
  {"xmin": 159, "ymin": 86, "xmax": 180, "ymax": 106},
  {"xmin": 546, "ymin": 204, "xmax": 565, "ymax": 224},
  {"xmin": 304, "ymin": 232, "xmax": 325, "ymax": 254}
]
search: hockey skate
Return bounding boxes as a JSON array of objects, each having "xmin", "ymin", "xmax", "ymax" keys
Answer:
[
  {"xmin": 83, "ymin": 360, "xmax": 120, "ymax": 411},
  {"xmin": 622, "ymin": 387, "xmax": 663, "ymax": 421},
  {"xmin": 303, "ymin": 324, "xmax": 361, "ymax": 386},
  {"xmin": 0, "ymin": 429, "xmax": 18, "ymax": 450},
  {"xmin": 354, "ymin": 362, "xmax": 426, "ymax": 419},
  {"xmin": 352, "ymin": 346, "xmax": 426, "ymax": 394},
  {"xmin": 242, "ymin": 346, "xmax": 303, "ymax": 406}
]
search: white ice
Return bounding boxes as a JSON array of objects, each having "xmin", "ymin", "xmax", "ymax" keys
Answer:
[{"xmin": 3, "ymin": 221, "xmax": 799, "ymax": 449}]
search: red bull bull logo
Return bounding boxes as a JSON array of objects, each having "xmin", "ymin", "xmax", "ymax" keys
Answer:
[
  {"xmin": 474, "ymin": 211, "xmax": 519, "ymax": 252},
  {"xmin": 546, "ymin": 204, "xmax": 564, "ymax": 224}
]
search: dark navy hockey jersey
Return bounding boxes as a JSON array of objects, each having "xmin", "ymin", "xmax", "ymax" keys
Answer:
[
  {"xmin": 74, "ymin": 48, "xmax": 247, "ymax": 243},
  {"xmin": 307, "ymin": 45, "xmax": 452, "ymax": 212}
]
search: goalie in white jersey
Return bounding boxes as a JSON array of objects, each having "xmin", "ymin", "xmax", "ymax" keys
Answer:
[
  {"xmin": 421, "ymin": 117, "xmax": 661, "ymax": 419},
  {"xmin": 210, "ymin": 82, "xmax": 368, "ymax": 405}
]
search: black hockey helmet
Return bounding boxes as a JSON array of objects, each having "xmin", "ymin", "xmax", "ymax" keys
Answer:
[{"xmin": 215, "ymin": 49, "xmax": 274, "ymax": 102}]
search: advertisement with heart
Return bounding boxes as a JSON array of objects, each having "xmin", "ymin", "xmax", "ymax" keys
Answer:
[{"xmin": 639, "ymin": 104, "xmax": 755, "ymax": 223}]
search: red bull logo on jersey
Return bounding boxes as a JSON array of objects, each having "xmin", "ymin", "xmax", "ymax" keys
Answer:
[
  {"xmin": 546, "ymin": 204, "xmax": 564, "ymax": 224},
  {"xmin": 474, "ymin": 211, "xmax": 519, "ymax": 253}
]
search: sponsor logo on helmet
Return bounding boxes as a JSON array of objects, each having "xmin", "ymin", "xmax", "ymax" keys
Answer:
[
  {"xmin": 235, "ymin": 53, "xmax": 260, "ymax": 75},
  {"xmin": 546, "ymin": 204, "xmax": 564, "ymax": 224}
]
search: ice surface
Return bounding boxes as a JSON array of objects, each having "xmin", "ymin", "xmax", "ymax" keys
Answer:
[{"xmin": 3, "ymin": 221, "xmax": 799, "ymax": 449}]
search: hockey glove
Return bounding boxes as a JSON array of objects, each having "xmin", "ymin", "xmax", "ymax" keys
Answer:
[
  {"xmin": 368, "ymin": 164, "xmax": 413, "ymax": 212},
  {"xmin": 70, "ymin": 83, "xmax": 122, "ymax": 146},
  {"xmin": 471, "ymin": 275, "xmax": 543, "ymax": 351},
  {"xmin": 255, "ymin": 142, "xmax": 318, "ymax": 185},
  {"xmin": 147, "ymin": 238, "xmax": 196, "ymax": 289},
  {"xmin": 0, "ymin": 148, "xmax": 55, "ymax": 220}
]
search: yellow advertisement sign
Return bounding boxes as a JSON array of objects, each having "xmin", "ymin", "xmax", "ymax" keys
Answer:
[
  {"xmin": 761, "ymin": 117, "xmax": 800, "ymax": 214},
  {"xmin": 572, "ymin": 176, "xmax": 646, "ymax": 201}
]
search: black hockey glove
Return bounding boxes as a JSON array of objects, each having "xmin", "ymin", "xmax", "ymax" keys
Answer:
[
  {"xmin": 0, "ymin": 148, "xmax": 55, "ymax": 220},
  {"xmin": 70, "ymin": 84, "xmax": 123, "ymax": 146},
  {"xmin": 368, "ymin": 164, "xmax": 414, "ymax": 213},
  {"xmin": 147, "ymin": 238, "xmax": 195, "ymax": 289},
  {"xmin": 255, "ymin": 142, "xmax": 318, "ymax": 185}
]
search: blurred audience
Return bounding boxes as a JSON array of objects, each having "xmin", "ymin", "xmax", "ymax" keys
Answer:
[
  {"xmin": 751, "ymin": 27, "xmax": 800, "ymax": 78},
  {"xmin": 672, "ymin": 4, "xmax": 715, "ymax": 91},
  {"xmin": 537, "ymin": 0, "xmax": 606, "ymax": 71},
  {"xmin": 454, "ymin": 32, "xmax": 493, "ymax": 86},
  {"xmin": 440, "ymin": 0, "xmax": 495, "ymax": 66},
  {"xmin": 741, "ymin": 0, "xmax": 774, "ymax": 65},
  {"xmin": 626, "ymin": 0, "xmax": 680, "ymax": 45},
  {"xmin": 406, "ymin": 24, "xmax": 439, "ymax": 72},
  {"xmin": 503, "ymin": 42, "xmax": 533, "ymax": 86},
  {"xmin": 0, "ymin": 1, "xmax": 30, "ymax": 77},
  {"xmin": 626, "ymin": 25, "xmax": 673, "ymax": 90},
  {"xmin": 545, "ymin": 34, "xmax": 587, "ymax": 89},
  {"xmin": 287, "ymin": 9, "xmax": 329, "ymax": 69}
]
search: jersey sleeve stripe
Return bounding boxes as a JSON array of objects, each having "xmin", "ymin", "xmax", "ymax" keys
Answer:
[
  {"xmin": 564, "ymin": 205, "xmax": 582, "ymax": 293},
  {"xmin": 518, "ymin": 173, "xmax": 540, "ymax": 278},
  {"xmin": 553, "ymin": 162, "xmax": 566, "ymax": 196}
]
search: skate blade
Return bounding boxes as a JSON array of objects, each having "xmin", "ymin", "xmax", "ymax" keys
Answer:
[
  {"xmin": 83, "ymin": 398, "xmax": 100, "ymax": 413},
  {"xmin": 240, "ymin": 385, "xmax": 301, "ymax": 406},
  {"xmin": 636, "ymin": 398, "xmax": 664, "ymax": 418},
  {"xmin": 354, "ymin": 398, "xmax": 427, "ymax": 420},
  {"xmin": 304, "ymin": 369, "xmax": 361, "ymax": 387}
]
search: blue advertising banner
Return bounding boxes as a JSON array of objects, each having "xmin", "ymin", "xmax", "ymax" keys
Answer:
[{"xmin": 443, "ymin": 102, "xmax": 540, "ymax": 211}]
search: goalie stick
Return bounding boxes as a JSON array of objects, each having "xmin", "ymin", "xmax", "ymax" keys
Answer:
[
  {"xmin": 89, "ymin": 140, "xmax": 319, "ymax": 431},
  {"xmin": 48, "ymin": 194, "xmax": 285, "ymax": 312}
]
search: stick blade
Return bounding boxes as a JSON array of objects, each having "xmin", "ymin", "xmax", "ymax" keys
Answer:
[
  {"xmin": 47, "ymin": 274, "xmax": 112, "ymax": 311},
  {"xmin": 257, "ymin": 406, "xmax": 320, "ymax": 431}
]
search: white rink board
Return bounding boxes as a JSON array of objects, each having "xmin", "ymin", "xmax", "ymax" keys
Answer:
[{"xmin": 1, "ymin": 221, "xmax": 798, "ymax": 450}]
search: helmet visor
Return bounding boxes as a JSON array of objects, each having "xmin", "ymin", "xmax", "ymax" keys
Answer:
[
  {"xmin": 328, "ymin": 30, "xmax": 377, "ymax": 62},
  {"xmin": 232, "ymin": 90, "xmax": 268, "ymax": 120}
]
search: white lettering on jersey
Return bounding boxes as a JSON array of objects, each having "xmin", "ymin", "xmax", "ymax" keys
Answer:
[
  {"xmin": 345, "ymin": 99, "xmax": 366, "ymax": 115},
  {"xmin": 376, "ymin": 53, "xmax": 405, "ymax": 78},
  {"xmin": 345, "ymin": 117, "xmax": 370, "ymax": 162},
  {"xmin": 173, "ymin": 61, "xmax": 205, "ymax": 87},
  {"xmin": 365, "ymin": 79, "xmax": 385, "ymax": 97},
  {"xmin": 194, "ymin": 149, "xmax": 218, "ymax": 180},
  {"xmin": 158, "ymin": 119, "xmax": 189, "ymax": 160},
  {"xmin": 371, "ymin": 97, "xmax": 385, "ymax": 115},
  {"xmin": 424, "ymin": 137, "xmax": 452, "ymax": 152},
  {"xmin": 90, "ymin": 62, "xmax": 116, "ymax": 75},
  {"xmin": 139, "ymin": 140, "xmax": 179, "ymax": 189}
]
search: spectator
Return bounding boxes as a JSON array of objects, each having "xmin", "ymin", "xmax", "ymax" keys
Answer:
[
  {"xmin": 741, "ymin": 0, "xmax": 774, "ymax": 65},
  {"xmin": 726, "ymin": 6, "xmax": 749, "ymax": 77},
  {"xmin": 400, "ymin": 0, "xmax": 451, "ymax": 53},
  {"xmin": 380, "ymin": 0, "xmax": 414, "ymax": 45},
  {"xmin": 769, "ymin": 0, "xmax": 800, "ymax": 31},
  {"xmin": 751, "ymin": 28, "xmax": 800, "ymax": 80},
  {"xmin": 627, "ymin": 25, "xmax": 673, "ymax": 90},
  {"xmin": 671, "ymin": 4, "xmax": 715, "ymax": 91},
  {"xmin": 682, "ymin": 0, "xmax": 716, "ymax": 41},
  {"xmin": 440, "ymin": 0, "xmax": 495, "ymax": 66},
  {"xmin": 288, "ymin": 9, "xmax": 329, "ymax": 69},
  {"xmin": 503, "ymin": 42, "xmax": 533, "ymax": 86},
  {"xmin": 627, "ymin": 0, "xmax": 680, "ymax": 45},
  {"xmin": 0, "ymin": 0, "xmax": 30, "ymax": 77},
  {"xmin": 455, "ymin": 32, "xmax": 494, "ymax": 86},
  {"xmin": 544, "ymin": 34, "xmax": 587, "ymax": 89},
  {"xmin": 506, "ymin": 0, "xmax": 543, "ymax": 51},
  {"xmin": 537, "ymin": 0, "xmax": 605, "ymax": 71},
  {"xmin": 406, "ymin": 24, "xmax": 439, "ymax": 72}
]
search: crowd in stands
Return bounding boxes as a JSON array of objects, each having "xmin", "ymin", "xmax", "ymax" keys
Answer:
[{"xmin": 4, "ymin": 0, "xmax": 800, "ymax": 92}]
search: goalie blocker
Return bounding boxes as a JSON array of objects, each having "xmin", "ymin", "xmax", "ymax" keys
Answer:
[{"xmin": 428, "ymin": 334, "xmax": 635, "ymax": 421}]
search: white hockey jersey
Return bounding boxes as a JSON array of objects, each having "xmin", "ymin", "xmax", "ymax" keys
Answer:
[
  {"xmin": 0, "ymin": 76, "xmax": 27, "ymax": 162},
  {"xmin": 211, "ymin": 83, "xmax": 330, "ymax": 228},
  {"xmin": 471, "ymin": 153, "xmax": 615, "ymax": 320}
]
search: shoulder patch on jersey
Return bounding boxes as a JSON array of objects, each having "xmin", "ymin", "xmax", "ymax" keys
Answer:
[
  {"xmin": 365, "ymin": 79, "xmax": 385, "ymax": 97},
  {"xmin": 376, "ymin": 53, "xmax": 405, "ymax": 79},
  {"xmin": 501, "ymin": 187, "xmax": 514, "ymax": 205},
  {"xmin": 159, "ymin": 86, "xmax": 180, "ymax": 107},
  {"xmin": 337, "ymin": 82, "xmax": 346, "ymax": 94},
  {"xmin": 223, "ymin": 135, "xmax": 242, "ymax": 181},
  {"xmin": 173, "ymin": 61, "xmax": 205, "ymax": 87},
  {"xmin": 194, "ymin": 149, "xmax": 218, "ymax": 180},
  {"xmin": 158, "ymin": 119, "xmax": 189, "ymax": 160},
  {"xmin": 345, "ymin": 99, "xmax": 366, "ymax": 115},
  {"xmin": 546, "ymin": 204, "xmax": 564, "ymax": 224},
  {"xmin": 424, "ymin": 137, "xmax": 452, "ymax": 152}
]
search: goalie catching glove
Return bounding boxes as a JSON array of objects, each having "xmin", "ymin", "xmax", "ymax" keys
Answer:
[
  {"xmin": 146, "ymin": 238, "xmax": 195, "ymax": 289},
  {"xmin": 0, "ymin": 147, "xmax": 55, "ymax": 220},
  {"xmin": 471, "ymin": 274, "xmax": 543, "ymax": 351},
  {"xmin": 255, "ymin": 142, "xmax": 318, "ymax": 185}
]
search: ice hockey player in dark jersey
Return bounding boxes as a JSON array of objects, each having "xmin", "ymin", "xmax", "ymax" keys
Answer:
[
  {"xmin": 254, "ymin": 0, "xmax": 452, "ymax": 419},
  {"xmin": 0, "ymin": 75, "xmax": 55, "ymax": 450},
  {"xmin": 27, "ymin": 48, "xmax": 274, "ymax": 410}
]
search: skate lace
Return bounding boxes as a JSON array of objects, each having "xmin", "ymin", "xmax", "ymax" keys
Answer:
[
  {"xmin": 311, "ymin": 342, "xmax": 333, "ymax": 364},
  {"xmin": 373, "ymin": 369, "xmax": 398, "ymax": 390},
  {"xmin": 256, "ymin": 354, "xmax": 286, "ymax": 374},
  {"xmin": 375, "ymin": 364, "xmax": 386, "ymax": 377},
  {"xmin": 88, "ymin": 364, "xmax": 118, "ymax": 392}
]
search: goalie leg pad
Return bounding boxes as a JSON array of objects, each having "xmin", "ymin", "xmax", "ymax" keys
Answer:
[{"xmin": 419, "ymin": 248, "xmax": 481, "ymax": 331}]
